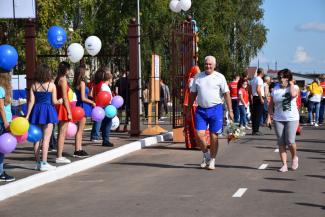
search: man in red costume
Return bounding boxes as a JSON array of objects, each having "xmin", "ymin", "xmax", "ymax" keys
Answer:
[{"xmin": 184, "ymin": 66, "xmax": 200, "ymax": 149}]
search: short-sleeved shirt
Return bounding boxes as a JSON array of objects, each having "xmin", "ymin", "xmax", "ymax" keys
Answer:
[
  {"xmin": 251, "ymin": 76, "xmax": 264, "ymax": 97},
  {"xmin": 228, "ymin": 81, "xmax": 238, "ymax": 99},
  {"xmin": 190, "ymin": 71, "xmax": 229, "ymax": 108},
  {"xmin": 0, "ymin": 86, "xmax": 12, "ymax": 123},
  {"xmin": 238, "ymin": 88, "xmax": 249, "ymax": 106},
  {"xmin": 271, "ymin": 85, "xmax": 299, "ymax": 121}
]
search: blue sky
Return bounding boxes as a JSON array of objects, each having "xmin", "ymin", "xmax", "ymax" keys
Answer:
[{"xmin": 250, "ymin": 0, "xmax": 325, "ymax": 73}]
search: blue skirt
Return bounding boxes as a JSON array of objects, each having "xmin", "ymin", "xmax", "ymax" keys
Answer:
[{"xmin": 29, "ymin": 104, "xmax": 58, "ymax": 125}]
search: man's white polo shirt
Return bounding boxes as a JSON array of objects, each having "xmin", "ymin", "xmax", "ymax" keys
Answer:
[{"xmin": 190, "ymin": 71, "xmax": 229, "ymax": 108}]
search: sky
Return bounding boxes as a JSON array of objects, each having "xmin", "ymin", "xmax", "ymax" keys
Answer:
[{"xmin": 250, "ymin": 0, "xmax": 325, "ymax": 74}]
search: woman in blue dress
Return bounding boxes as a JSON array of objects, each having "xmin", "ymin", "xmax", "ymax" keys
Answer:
[
  {"xmin": 73, "ymin": 65, "xmax": 96, "ymax": 157},
  {"xmin": 26, "ymin": 64, "xmax": 61, "ymax": 171}
]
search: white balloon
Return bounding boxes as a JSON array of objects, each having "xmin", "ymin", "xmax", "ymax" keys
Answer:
[
  {"xmin": 67, "ymin": 43, "xmax": 84, "ymax": 63},
  {"xmin": 169, "ymin": 0, "xmax": 181, "ymax": 13},
  {"xmin": 180, "ymin": 0, "xmax": 191, "ymax": 11},
  {"xmin": 111, "ymin": 116, "xmax": 120, "ymax": 130},
  {"xmin": 85, "ymin": 36, "xmax": 102, "ymax": 56}
]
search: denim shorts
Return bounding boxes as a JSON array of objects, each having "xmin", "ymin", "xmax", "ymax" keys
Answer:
[{"xmin": 195, "ymin": 104, "xmax": 223, "ymax": 134}]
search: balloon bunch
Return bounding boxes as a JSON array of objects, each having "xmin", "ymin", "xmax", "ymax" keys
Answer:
[
  {"xmin": 47, "ymin": 26, "xmax": 102, "ymax": 63},
  {"xmin": 0, "ymin": 117, "xmax": 43, "ymax": 155},
  {"xmin": 169, "ymin": 0, "xmax": 191, "ymax": 13},
  {"xmin": 91, "ymin": 92, "xmax": 124, "ymax": 130}
]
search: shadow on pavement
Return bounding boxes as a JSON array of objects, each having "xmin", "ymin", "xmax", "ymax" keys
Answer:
[
  {"xmin": 259, "ymin": 189, "xmax": 294, "ymax": 193},
  {"xmin": 264, "ymin": 177, "xmax": 296, "ymax": 181},
  {"xmin": 305, "ymin": 175, "xmax": 325, "ymax": 180},
  {"xmin": 111, "ymin": 162, "xmax": 200, "ymax": 169},
  {"xmin": 295, "ymin": 202, "xmax": 325, "ymax": 210}
]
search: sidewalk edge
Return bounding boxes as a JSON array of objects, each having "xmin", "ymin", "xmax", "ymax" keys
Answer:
[{"xmin": 0, "ymin": 132, "xmax": 173, "ymax": 202}]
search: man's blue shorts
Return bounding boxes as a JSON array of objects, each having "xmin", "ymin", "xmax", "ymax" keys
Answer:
[{"xmin": 195, "ymin": 104, "xmax": 224, "ymax": 134}]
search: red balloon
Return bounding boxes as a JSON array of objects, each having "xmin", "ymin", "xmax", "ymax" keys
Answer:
[
  {"xmin": 96, "ymin": 91, "xmax": 111, "ymax": 107},
  {"xmin": 72, "ymin": 106, "xmax": 85, "ymax": 122}
]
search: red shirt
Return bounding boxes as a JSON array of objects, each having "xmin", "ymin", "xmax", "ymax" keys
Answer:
[
  {"xmin": 228, "ymin": 81, "xmax": 238, "ymax": 99},
  {"xmin": 320, "ymin": 81, "xmax": 325, "ymax": 97},
  {"xmin": 238, "ymin": 88, "xmax": 249, "ymax": 106}
]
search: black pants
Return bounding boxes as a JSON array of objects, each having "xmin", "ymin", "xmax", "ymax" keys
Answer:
[{"xmin": 252, "ymin": 96, "xmax": 264, "ymax": 133}]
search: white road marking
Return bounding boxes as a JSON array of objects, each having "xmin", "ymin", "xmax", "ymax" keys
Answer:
[
  {"xmin": 232, "ymin": 188, "xmax": 247, "ymax": 198},
  {"xmin": 258, "ymin": 163, "xmax": 268, "ymax": 170}
]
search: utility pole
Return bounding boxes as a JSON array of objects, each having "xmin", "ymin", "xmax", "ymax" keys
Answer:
[{"xmin": 137, "ymin": 0, "xmax": 142, "ymax": 115}]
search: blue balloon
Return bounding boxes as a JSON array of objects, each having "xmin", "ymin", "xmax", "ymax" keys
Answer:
[
  {"xmin": 27, "ymin": 124, "xmax": 43, "ymax": 143},
  {"xmin": 0, "ymin": 44, "xmax": 18, "ymax": 71},
  {"xmin": 105, "ymin": 105, "xmax": 117, "ymax": 118},
  {"xmin": 47, "ymin": 26, "xmax": 67, "ymax": 49}
]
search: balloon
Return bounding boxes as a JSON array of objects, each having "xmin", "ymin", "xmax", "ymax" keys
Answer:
[
  {"xmin": 180, "ymin": 0, "xmax": 191, "ymax": 11},
  {"xmin": 67, "ymin": 43, "xmax": 84, "ymax": 63},
  {"xmin": 105, "ymin": 105, "xmax": 117, "ymax": 118},
  {"xmin": 95, "ymin": 91, "xmax": 111, "ymax": 107},
  {"xmin": 47, "ymin": 26, "xmax": 67, "ymax": 49},
  {"xmin": 0, "ymin": 44, "xmax": 18, "ymax": 71},
  {"xmin": 85, "ymin": 36, "xmax": 102, "ymax": 56},
  {"xmin": 72, "ymin": 106, "xmax": 85, "ymax": 122},
  {"xmin": 27, "ymin": 124, "xmax": 43, "ymax": 143},
  {"xmin": 16, "ymin": 132, "xmax": 28, "ymax": 143},
  {"xmin": 111, "ymin": 116, "xmax": 120, "ymax": 130},
  {"xmin": 10, "ymin": 117, "xmax": 29, "ymax": 136},
  {"xmin": 111, "ymin": 96, "xmax": 124, "ymax": 109},
  {"xmin": 66, "ymin": 122, "xmax": 77, "ymax": 138},
  {"xmin": 91, "ymin": 106, "xmax": 105, "ymax": 121},
  {"xmin": 0, "ymin": 133, "xmax": 17, "ymax": 154},
  {"xmin": 169, "ymin": 0, "xmax": 182, "ymax": 12},
  {"xmin": 68, "ymin": 89, "xmax": 74, "ymax": 101}
]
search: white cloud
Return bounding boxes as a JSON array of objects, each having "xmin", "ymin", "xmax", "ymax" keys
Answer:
[
  {"xmin": 296, "ymin": 22, "xmax": 325, "ymax": 33},
  {"xmin": 293, "ymin": 46, "xmax": 311, "ymax": 64}
]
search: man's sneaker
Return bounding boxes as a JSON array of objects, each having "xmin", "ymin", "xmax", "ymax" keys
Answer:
[
  {"xmin": 39, "ymin": 162, "xmax": 56, "ymax": 171},
  {"xmin": 292, "ymin": 156, "xmax": 299, "ymax": 170},
  {"xmin": 102, "ymin": 141, "xmax": 114, "ymax": 147},
  {"xmin": 0, "ymin": 171, "xmax": 15, "ymax": 182},
  {"xmin": 200, "ymin": 158, "xmax": 209, "ymax": 168},
  {"xmin": 91, "ymin": 139, "xmax": 100, "ymax": 142},
  {"xmin": 245, "ymin": 125, "xmax": 252, "ymax": 130},
  {"xmin": 278, "ymin": 164, "xmax": 288, "ymax": 172},
  {"xmin": 252, "ymin": 131, "xmax": 264, "ymax": 136},
  {"xmin": 207, "ymin": 158, "xmax": 216, "ymax": 170},
  {"xmin": 73, "ymin": 150, "xmax": 89, "ymax": 158},
  {"xmin": 55, "ymin": 157, "xmax": 71, "ymax": 164},
  {"xmin": 314, "ymin": 123, "xmax": 319, "ymax": 127}
]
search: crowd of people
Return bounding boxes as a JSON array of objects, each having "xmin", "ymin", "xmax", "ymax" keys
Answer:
[
  {"xmin": 185, "ymin": 55, "xmax": 325, "ymax": 172},
  {"xmin": 0, "ymin": 62, "xmax": 130, "ymax": 182}
]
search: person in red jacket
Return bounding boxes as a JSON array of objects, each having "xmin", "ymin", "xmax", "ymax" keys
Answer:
[
  {"xmin": 228, "ymin": 74, "xmax": 240, "ymax": 123},
  {"xmin": 319, "ymin": 75, "xmax": 325, "ymax": 124}
]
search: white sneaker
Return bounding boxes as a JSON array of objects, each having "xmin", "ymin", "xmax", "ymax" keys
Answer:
[
  {"xmin": 39, "ymin": 162, "xmax": 56, "ymax": 171},
  {"xmin": 55, "ymin": 157, "xmax": 71, "ymax": 164},
  {"xmin": 240, "ymin": 126, "xmax": 245, "ymax": 130},
  {"xmin": 314, "ymin": 123, "xmax": 319, "ymax": 127},
  {"xmin": 207, "ymin": 158, "xmax": 215, "ymax": 170},
  {"xmin": 245, "ymin": 125, "xmax": 252, "ymax": 130},
  {"xmin": 200, "ymin": 157, "xmax": 209, "ymax": 168}
]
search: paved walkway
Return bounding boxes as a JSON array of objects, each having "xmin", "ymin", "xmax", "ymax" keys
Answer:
[{"xmin": 0, "ymin": 124, "xmax": 324, "ymax": 217}]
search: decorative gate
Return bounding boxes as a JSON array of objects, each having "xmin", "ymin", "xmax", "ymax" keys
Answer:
[{"xmin": 171, "ymin": 20, "xmax": 197, "ymax": 139}]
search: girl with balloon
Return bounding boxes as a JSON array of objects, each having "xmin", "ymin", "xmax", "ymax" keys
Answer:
[
  {"xmin": 54, "ymin": 62, "xmax": 72, "ymax": 164},
  {"xmin": 0, "ymin": 69, "xmax": 15, "ymax": 181},
  {"xmin": 26, "ymin": 64, "xmax": 61, "ymax": 171},
  {"xmin": 72, "ymin": 64, "xmax": 96, "ymax": 157},
  {"xmin": 91, "ymin": 67, "xmax": 114, "ymax": 147}
]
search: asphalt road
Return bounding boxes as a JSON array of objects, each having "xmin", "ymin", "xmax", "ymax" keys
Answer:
[{"xmin": 0, "ymin": 126, "xmax": 324, "ymax": 217}]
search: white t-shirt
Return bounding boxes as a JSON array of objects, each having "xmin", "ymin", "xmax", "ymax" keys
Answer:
[
  {"xmin": 190, "ymin": 71, "xmax": 229, "ymax": 108},
  {"xmin": 271, "ymin": 85, "xmax": 300, "ymax": 121},
  {"xmin": 251, "ymin": 76, "xmax": 264, "ymax": 97}
]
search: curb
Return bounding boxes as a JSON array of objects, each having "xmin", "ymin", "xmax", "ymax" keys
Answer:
[{"xmin": 0, "ymin": 132, "xmax": 173, "ymax": 202}]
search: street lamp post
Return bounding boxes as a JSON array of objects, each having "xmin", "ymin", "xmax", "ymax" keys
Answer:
[{"xmin": 137, "ymin": 0, "xmax": 142, "ymax": 115}]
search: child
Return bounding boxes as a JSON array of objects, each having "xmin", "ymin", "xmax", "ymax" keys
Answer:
[
  {"xmin": 26, "ymin": 64, "xmax": 60, "ymax": 171},
  {"xmin": 91, "ymin": 67, "xmax": 114, "ymax": 146},
  {"xmin": 73, "ymin": 65, "xmax": 96, "ymax": 157},
  {"xmin": 0, "ymin": 71, "xmax": 15, "ymax": 181},
  {"xmin": 238, "ymin": 79, "xmax": 250, "ymax": 130},
  {"xmin": 55, "ymin": 61, "xmax": 72, "ymax": 163}
]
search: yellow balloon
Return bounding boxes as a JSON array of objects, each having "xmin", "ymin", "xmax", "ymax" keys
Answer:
[
  {"xmin": 68, "ymin": 89, "xmax": 74, "ymax": 101},
  {"xmin": 10, "ymin": 117, "xmax": 29, "ymax": 136}
]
